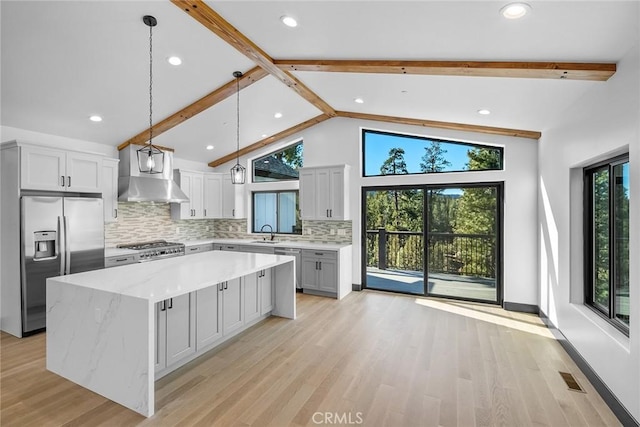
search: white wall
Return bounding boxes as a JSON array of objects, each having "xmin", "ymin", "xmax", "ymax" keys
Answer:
[
  {"xmin": 218, "ymin": 117, "xmax": 539, "ymax": 306},
  {"xmin": 1, "ymin": 125, "xmax": 117, "ymax": 157},
  {"xmin": 538, "ymin": 41, "xmax": 640, "ymax": 419}
]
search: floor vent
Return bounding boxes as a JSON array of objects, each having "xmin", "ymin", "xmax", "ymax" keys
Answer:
[{"xmin": 559, "ymin": 371, "xmax": 585, "ymax": 393}]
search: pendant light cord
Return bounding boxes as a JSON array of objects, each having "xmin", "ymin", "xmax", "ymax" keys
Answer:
[
  {"xmin": 236, "ymin": 75, "xmax": 240, "ymax": 162},
  {"xmin": 148, "ymin": 22, "xmax": 153, "ymax": 147}
]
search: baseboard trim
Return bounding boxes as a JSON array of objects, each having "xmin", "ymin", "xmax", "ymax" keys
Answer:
[
  {"xmin": 540, "ymin": 311, "xmax": 639, "ymax": 427},
  {"xmin": 503, "ymin": 301, "xmax": 539, "ymax": 314}
]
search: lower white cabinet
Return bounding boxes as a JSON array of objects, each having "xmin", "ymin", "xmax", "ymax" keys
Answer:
[
  {"xmin": 301, "ymin": 250, "xmax": 338, "ymax": 294},
  {"xmin": 259, "ymin": 269, "xmax": 274, "ymax": 315},
  {"xmin": 195, "ymin": 276, "xmax": 247, "ymax": 351},
  {"xmin": 155, "ymin": 293, "xmax": 196, "ymax": 373},
  {"xmin": 159, "ymin": 270, "xmax": 274, "ymax": 376},
  {"xmin": 244, "ymin": 269, "xmax": 273, "ymax": 322}
]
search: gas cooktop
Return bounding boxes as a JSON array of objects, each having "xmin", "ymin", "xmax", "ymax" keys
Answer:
[{"xmin": 117, "ymin": 240, "xmax": 185, "ymax": 261}]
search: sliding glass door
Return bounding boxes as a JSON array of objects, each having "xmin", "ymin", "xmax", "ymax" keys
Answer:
[{"xmin": 363, "ymin": 183, "xmax": 502, "ymax": 303}]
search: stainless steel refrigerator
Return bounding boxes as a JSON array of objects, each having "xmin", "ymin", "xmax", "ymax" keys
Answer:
[{"xmin": 21, "ymin": 195, "xmax": 104, "ymax": 334}]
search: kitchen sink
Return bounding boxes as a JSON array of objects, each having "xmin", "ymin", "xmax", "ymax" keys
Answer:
[{"xmin": 251, "ymin": 240, "xmax": 279, "ymax": 244}]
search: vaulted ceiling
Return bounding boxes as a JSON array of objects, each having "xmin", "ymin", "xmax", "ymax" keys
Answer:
[{"xmin": 1, "ymin": 1, "xmax": 638, "ymax": 166}]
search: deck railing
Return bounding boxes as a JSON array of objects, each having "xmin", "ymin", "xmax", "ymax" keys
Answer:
[{"xmin": 366, "ymin": 228, "xmax": 496, "ymax": 277}]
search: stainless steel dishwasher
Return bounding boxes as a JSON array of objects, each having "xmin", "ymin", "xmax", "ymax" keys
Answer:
[{"xmin": 274, "ymin": 247, "xmax": 302, "ymax": 289}]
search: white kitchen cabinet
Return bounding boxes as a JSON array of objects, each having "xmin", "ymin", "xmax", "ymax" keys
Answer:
[
  {"xmin": 102, "ymin": 158, "xmax": 119, "ymax": 223},
  {"xmin": 185, "ymin": 243, "xmax": 213, "ymax": 255},
  {"xmin": 244, "ymin": 272, "xmax": 261, "ymax": 323},
  {"xmin": 20, "ymin": 145, "xmax": 102, "ymax": 193},
  {"xmin": 155, "ymin": 293, "xmax": 196, "ymax": 373},
  {"xmin": 196, "ymin": 285, "xmax": 222, "ymax": 350},
  {"xmin": 171, "ymin": 170, "xmax": 204, "ymax": 220},
  {"xmin": 222, "ymin": 175, "xmax": 245, "ymax": 218},
  {"xmin": 203, "ymin": 174, "xmax": 222, "ymax": 218},
  {"xmin": 222, "ymin": 277, "xmax": 244, "ymax": 335},
  {"xmin": 301, "ymin": 250, "xmax": 340, "ymax": 296},
  {"xmin": 104, "ymin": 254, "xmax": 136, "ymax": 268},
  {"xmin": 299, "ymin": 165, "xmax": 350, "ymax": 220},
  {"xmin": 259, "ymin": 269, "xmax": 273, "ymax": 315}
]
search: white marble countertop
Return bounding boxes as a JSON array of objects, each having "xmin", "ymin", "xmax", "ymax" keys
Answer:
[
  {"xmin": 179, "ymin": 238, "xmax": 351, "ymax": 251},
  {"xmin": 52, "ymin": 251, "xmax": 294, "ymax": 303}
]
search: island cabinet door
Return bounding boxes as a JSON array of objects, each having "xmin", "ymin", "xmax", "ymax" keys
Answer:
[
  {"xmin": 244, "ymin": 273, "xmax": 261, "ymax": 323},
  {"xmin": 317, "ymin": 259, "xmax": 338, "ymax": 293},
  {"xmin": 155, "ymin": 303, "xmax": 167, "ymax": 372},
  {"xmin": 301, "ymin": 257, "xmax": 320, "ymax": 289},
  {"xmin": 165, "ymin": 293, "xmax": 197, "ymax": 368},
  {"xmin": 222, "ymin": 277, "xmax": 244, "ymax": 335},
  {"xmin": 260, "ymin": 269, "xmax": 274, "ymax": 315},
  {"xmin": 196, "ymin": 285, "xmax": 223, "ymax": 350}
]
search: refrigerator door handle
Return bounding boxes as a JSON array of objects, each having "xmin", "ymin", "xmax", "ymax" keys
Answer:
[
  {"xmin": 58, "ymin": 216, "xmax": 65, "ymax": 276},
  {"xmin": 64, "ymin": 216, "xmax": 71, "ymax": 275}
]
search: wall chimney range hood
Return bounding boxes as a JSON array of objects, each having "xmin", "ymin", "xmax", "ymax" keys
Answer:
[{"xmin": 118, "ymin": 144, "xmax": 189, "ymax": 203}]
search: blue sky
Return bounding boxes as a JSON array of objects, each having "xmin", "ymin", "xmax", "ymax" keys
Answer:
[{"xmin": 364, "ymin": 132, "xmax": 476, "ymax": 176}]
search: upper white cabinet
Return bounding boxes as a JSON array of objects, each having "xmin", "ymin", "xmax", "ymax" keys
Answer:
[
  {"xmin": 299, "ymin": 165, "xmax": 350, "ymax": 220},
  {"xmin": 171, "ymin": 171, "xmax": 244, "ymax": 220},
  {"xmin": 222, "ymin": 175, "xmax": 245, "ymax": 218},
  {"xmin": 171, "ymin": 170, "xmax": 204, "ymax": 220},
  {"xmin": 203, "ymin": 174, "xmax": 222, "ymax": 218},
  {"xmin": 20, "ymin": 145, "xmax": 102, "ymax": 193},
  {"xmin": 102, "ymin": 158, "xmax": 119, "ymax": 223}
]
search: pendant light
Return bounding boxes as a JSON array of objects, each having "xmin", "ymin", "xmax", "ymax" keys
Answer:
[
  {"xmin": 230, "ymin": 71, "xmax": 245, "ymax": 184},
  {"xmin": 137, "ymin": 15, "xmax": 164, "ymax": 174}
]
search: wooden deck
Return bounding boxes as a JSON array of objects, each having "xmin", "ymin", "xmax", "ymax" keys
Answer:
[{"xmin": 366, "ymin": 268, "xmax": 497, "ymax": 301}]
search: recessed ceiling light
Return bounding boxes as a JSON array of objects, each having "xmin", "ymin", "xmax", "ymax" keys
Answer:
[
  {"xmin": 274, "ymin": 112, "xmax": 283, "ymax": 119},
  {"xmin": 89, "ymin": 115, "xmax": 102, "ymax": 122},
  {"xmin": 261, "ymin": 134, "xmax": 268, "ymax": 138},
  {"xmin": 477, "ymin": 109, "xmax": 491, "ymax": 115},
  {"xmin": 167, "ymin": 56, "xmax": 182, "ymax": 66},
  {"xmin": 500, "ymin": 2, "xmax": 531, "ymax": 19},
  {"xmin": 206, "ymin": 145, "xmax": 214, "ymax": 150},
  {"xmin": 280, "ymin": 15, "xmax": 298, "ymax": 28},
  {"xmin": 354, "ymin": 97, "xmax": 364, "ymax": 104}
]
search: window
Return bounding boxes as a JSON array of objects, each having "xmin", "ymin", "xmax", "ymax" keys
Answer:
[
  {"xmin": 362, "ymin": 129, "xmax": 503, "ymax": 177},
  {"xmin": 584, "ymin": 155, "xmax": 629, "ymax": 333},
  {"xmin": 253, "ymin": 191, "xmax": 301, "ymax": 235},
  {"xmin": 252, "ymin": 141, "xmax": 303, "ymax": 182}
]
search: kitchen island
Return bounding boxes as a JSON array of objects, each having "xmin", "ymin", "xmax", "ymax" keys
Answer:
[{"xmin": 46, "ymin": 251, "xmax": 296, "ymax": 417}]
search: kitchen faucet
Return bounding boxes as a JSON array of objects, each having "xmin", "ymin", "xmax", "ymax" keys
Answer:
[{"xmin": 259, "ymin": 224, "xmax": 275, "ymax": 241}]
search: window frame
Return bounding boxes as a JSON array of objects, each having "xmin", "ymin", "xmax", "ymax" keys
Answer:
[
  {"xmin": 583, "ymin": 153, "xmax": 630, "ymax": 335},
  {"xmin": 361, "ymin": 129, "xmax": 504, "ymax": 178},
  {"xmin": 251, "ymin": 139, "xmax": 303, "ymax": 183},
  {"xmin": 251, "ymin": 190, "xmax": 302, "ymax": 235}
]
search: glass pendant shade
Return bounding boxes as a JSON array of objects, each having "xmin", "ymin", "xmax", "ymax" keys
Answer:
[
  {"xmin": 137, "ymin": 143, "xmax": 164, "ymax": 174},
  {"xmin": 231, "ymin": 163, "xmax": 246, "ymax": 184}
]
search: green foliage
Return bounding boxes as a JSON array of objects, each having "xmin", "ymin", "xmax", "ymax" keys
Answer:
[
  {"xmin": 466, "ymin": 147, "xmax": 501, "ymax": 170},
  {"xmin": 275, "ymin": 143, "xmax": 303, "ymax": 169},
  {"xmin": 420, "ymin": 141, "xmax": 451, "ymax": 172}
]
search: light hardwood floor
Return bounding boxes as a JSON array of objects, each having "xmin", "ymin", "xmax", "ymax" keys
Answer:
[{"xmin": 1, "ymin": 291, "xmax": 621, "ymax": 426}]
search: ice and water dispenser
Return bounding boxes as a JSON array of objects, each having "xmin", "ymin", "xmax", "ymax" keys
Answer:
[{"xmin": 33, "ymin": 231, "xmax": 57, "ymax": 260}]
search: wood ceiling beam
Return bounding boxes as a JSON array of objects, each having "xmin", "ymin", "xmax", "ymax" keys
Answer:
[
  {"xmin": 171, "ymin": 0, "xmax": 336, "ymax": 116},
  {"xmin": 275, "ymin": 60, "xmax": 616, "ymax": 81},
  {"xmin": 117, "ymin": 66, "xmax": 268, "ymax": 151},
  {"xmin": 208, "ymin": 114, "xmax": 331, "ymax": 167},
  {"xmin": 335, "ymin": 111, "xmax": 541, "ymax": 139}
]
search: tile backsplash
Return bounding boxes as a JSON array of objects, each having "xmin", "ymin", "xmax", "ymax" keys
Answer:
[
  {"xmin": 105, "ymin": 202, "xmax": 353, "ymax": 247},
  {"xmin": 105, "ymin": 202, "xmax": 215, "ymax": 247}
]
